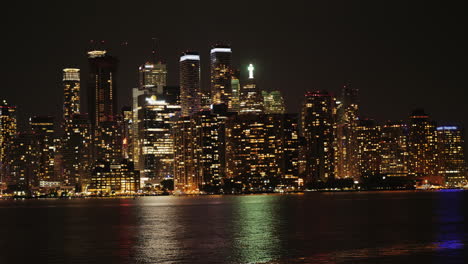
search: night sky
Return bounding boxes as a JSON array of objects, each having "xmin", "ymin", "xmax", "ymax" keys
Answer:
[{"xmin": 1, "ymin": 0, "xmax": 466, "ymax": 132}]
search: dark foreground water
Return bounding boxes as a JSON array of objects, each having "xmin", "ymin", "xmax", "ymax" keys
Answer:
[{"xmin": 0, "ymin": 191, "xmax": 467, "ymax": 264}]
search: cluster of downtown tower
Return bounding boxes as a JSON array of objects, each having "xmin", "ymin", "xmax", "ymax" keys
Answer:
[{"xmin": 0, "ymin": 43, "xmax": 467, "ymax": 195}]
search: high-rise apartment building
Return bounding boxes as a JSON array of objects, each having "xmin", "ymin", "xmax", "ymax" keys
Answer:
[
  {"xmin": 62, "ymin": 68, "xmax": 80, "ymax": 122},
  {"xmin": 356, "ymin": 119, "xmax": 381, "ymax": 179},
  {"xmin": 436, "ymin": 126, "xmax": 466, "ymax": 186},
  {"xmin": 300, "ymin": 91, "xmax": 336, "ymax": 183},
  {"xmin": 379, "ymin": 121, "xmax": 408, "ymax": 177},
  {"xmin": 0, "ymin": 100, "xmax": 17, "ymax": 187},
  {"xmin": 407, "ymin": 109, "xmax": 438, "ymax": 181},
  {"xmin": 335, "ymin": 84, "xmax": 359, "ymax": 180},
  {"xmin": 30, "ymin": 116, "xmax": 56, "ymax": 186}
]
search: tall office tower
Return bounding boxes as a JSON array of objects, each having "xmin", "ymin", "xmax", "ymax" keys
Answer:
[
  {"xmin": 121, "ymin": 107, "xmax": 132, "ymax": 160},
  {"xmin": 87, "ymin": 49, "xmax": 121, "ymax": 163},
  {"xmin": 9, "ymin": 133, "xmax": 36, "ymax": 191},
  {"xmin": 282, "ymin": 114, "xmax": 300, "ymax": 187},
  {"xmin": 300, "ymin": 91, "xmax": 336, "ymax": 183},
  {"xmin": 262, "ymin": 90, "xmax": 286, "ymax": 114},
  {"xmin": 137, "ymin": 95, "xmax": 180, "ymax": 183},
  {"xmin": 230, "ymin": 69, "xmax": 241, "ymax": 112},
  {"xmin": 335, "ymin": 84, "xmax": 359, "ymax": 180},
  {"xmin": 193, "ymin": 107, "xmax": 230, "ymax": 192},
  {"xmin": 210, "ymin": 44, "xmax": 232, "ymax": 107},
  {"xmin": 173, "ymin": 116, "xmax": 202, "ymax": 193},
  {"xmin": 436, "ymin": 126, "xmax": 466, "ymax": 186},
  {"xmin": 239, "ymin": 64, "xmax": 264, "ymax": 114},
  {"xmin": 63, "ymin": 68, "xmax": 80, "ymax": 122},
  {"xmin": 379, "ymin": 121, "xmax": 409, "ymax": 177},
  {"xmin": 225, "ymin": 114, "xmax": 285, "ymax": 190},
  {"xmin": 30, "ymin": 116, "xmax": 56, "ymax": 186},
  {"xmin": 138, "ymin": 61, "xmax": 167, "ymax": 94},
  {"xmin": 180, "ymin": 51, "xmax": 201, "ymax": 116},
  {"xmin": 356, "ymin": 119, "xmax": 381, "ymax": 179},
  {"xmin": 61, "ymin": 114, "xmax": 92, "ymax": 188},
  {"xmin": 88, "ymin": 159, "xmax": 140, "ymax": 194},
  {"xmin": 0, "ymin": 100, "xmax": 17, "ymax": 187},
  {"xmin": 87, "ymin": 49, "xmax": 119, "ymax": 127},
  {"xmin": 407, "ymin": 109, "xmax": 438, "ymax": 182}
]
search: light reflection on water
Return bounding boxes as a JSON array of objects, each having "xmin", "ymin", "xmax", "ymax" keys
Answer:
[{"xmin": 0, "ymin": 191, "xmax": 467, "ymax": 264}]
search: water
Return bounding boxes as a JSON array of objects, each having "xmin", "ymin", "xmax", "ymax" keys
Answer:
[{"xmin": 0, "ymin": 191, "xmax": 467, "ymax": 263}]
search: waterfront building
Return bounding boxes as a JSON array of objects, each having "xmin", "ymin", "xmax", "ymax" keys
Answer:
[
  {"xmin": 436, "ymin": 125, "xmax": 466, "ymax": 186},
  {"xmin": 300, "ymin": 90, "xmax": 336, "ymax": 183},
  {"xmin": 225, "ymin": 113, "xmax": 285, "ymax": 190},
  {"xmin": 9, "ymin": 133, "xmax": 36, "ymax": 191},
  {"xmin": 88, "ymin": 159, "xmax": 140, "ymax": 193},
  {"xmin": 334, "ymin": 84, "xmax": 359, "ymax": 180},
  {"xmin": 0, "ymin": 100, "xmax": 17, "ymax": 187},
  {"xmin": 407, "ymin": 109, "xmax": 438, "ymax": 182},
  {"xmin": 173, "ymin": 116, "xmax": 202, "ymax": 193},
  {"xmin": 379, "ymin": 121, "xmax": 409, "ymax": 177},
  {"xmin": 180, "ymin": 51, "xmax": 201, "ymax": 116},
  {"xmin": 30, "ymin": 116, "xmax": 56, "ymax": 186},
  {"xmin": 356, "ymin": 119, "xmax": 381, "ymax": 179}
]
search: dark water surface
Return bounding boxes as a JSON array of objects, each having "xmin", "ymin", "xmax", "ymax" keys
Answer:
[{"xmin": 0, "ymin": 191, "xmax": 467, "ymax": 264}]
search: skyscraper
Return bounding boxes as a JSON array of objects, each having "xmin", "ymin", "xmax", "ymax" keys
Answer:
[
  {"xmin": 30, "ymin": 116, "xmax": 56, "ymax": 187},
  {"xmin": 436, "ymin": 125, "xmax": 466, "ymax": 186},
  {"xmin": 210, "ymin": 44, "xmax": 232, "ymax": 107},
  {"xmin": 300, "ymin": 91, "xmax": 336, "ymax": 183},
  {"xmin": 180, "ymin": 51, "xmax": 201, "ymax": 116},
  {"xmin": 62, "ymin": 68, "xmax": 80, "ymax": 122},
  {"xmin": 335, "ymin": 84, "xmax": 359, "ymax": 180},
  {"xmin": 407, "ymin": 109, "xmax": 438, "ymax": 182},
  {"xmin": 379, "ymin": 121, "xmax": 409, "ymax": 177},
  {"xmin": 356, "ymin": 119, "xmax": 381, "ymax": 179},
  {"xmin": 0, "ymin": 100, "xmax": 17, "ymax": 187},
  {"xmin": 87, "ymin": 49, "xmax": 119, "ymax": 127},
  {"xmin": 138, "ymin": 61, "xmax": 167, "ymax": 94},
  {"xmin": 239, "ymin": 64, "xmax": 264, "ymax": 114},
  {"xmin": 230, "ymin": 70, "xmax": 241, "ymax": 112}
]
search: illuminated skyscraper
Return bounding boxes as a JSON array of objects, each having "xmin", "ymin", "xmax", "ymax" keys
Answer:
[
  {"xmin": 230, "ymin": 70, "xmax": 241, "ymax": 112},
  {"xmin": 0, "ymin": 100, "xmax": 17, "ymax": 186},
  {"xmin": 63, "ymin": 68, "xmax": 80, "ymax": 122},
  {"xmin": 356, "ymin": 119, "xmax": 381, "ymax": 179},
  {"xmin": 30, "ymin": 116, "xmax": 56, "ymax": 187},
  {"xmin": 87, "ymin": 49, "xmax": 119, "ymax": 127},
  {"xmin": 335, "ymin": 84, "xmax": 359, "ymax": 180},
  {"xmin": 9, "ymin": 133, "xmax": 36, "ymax": 191},
  {"xmin": 61, "ymin": 114, "xmax": 92, "ymax": 188},
  {"xmin": 88, "ymin": 159, "xmax": 140, "ymax": 194},
  {"xmin": 379, "ymin": 121, "xmax": 408, "ymax": 177},
  {"xmin": 180, "ymin": 51, "xmax": 201, "ymax": 116},
  {"xmin": 173, "ymin": 116, "xmax": 202, "ymax": 193},
  {"xmin": 239, "ymin": 64, "xmax": 264, "ymax": 114},
  {"xmin": 210, "ymin": 44, "xmax": 232, "ymax": 107},
  {"xmin": 407, "ymin": 109, "xmax": 438, "ymax": 182},
  {"xmin": 225, "ymin": 114, "xmax": 285, "ymax": 190},
  {"xmin": 300, "ymin": 91, "xmax": 336, "ymax": 183},
  {"xmin": 138, "ymin": 61, "xmax": 167, "ymax": 93},
  {"xmin": 262, "ymin": 90, "xmax": 286, "ymax": 114},
  {"xmin": 436, "ymin": 125, "xmax": 466, "ymax": 186}
]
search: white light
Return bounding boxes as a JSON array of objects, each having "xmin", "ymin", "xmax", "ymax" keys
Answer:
[
  {"xmin": 248, "ymin": 64, "xmax": 255, "ymax": 79},
  {"xmin": 210, "ymin": 48, "xmax": 232, "ymax": 54},
  {"xmin": 180, "ymin": 55, "xmax": 200, "ymax": 62}
]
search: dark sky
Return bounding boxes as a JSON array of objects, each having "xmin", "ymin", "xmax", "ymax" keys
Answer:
[{"xmin": 1, "ymin": 0, "xmax": 467, "ymax": 131}]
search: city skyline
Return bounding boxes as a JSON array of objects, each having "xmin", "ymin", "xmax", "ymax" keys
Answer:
[{"xmin": 1, "ymin": 1, "xmax": 466, "ymax": 132}]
